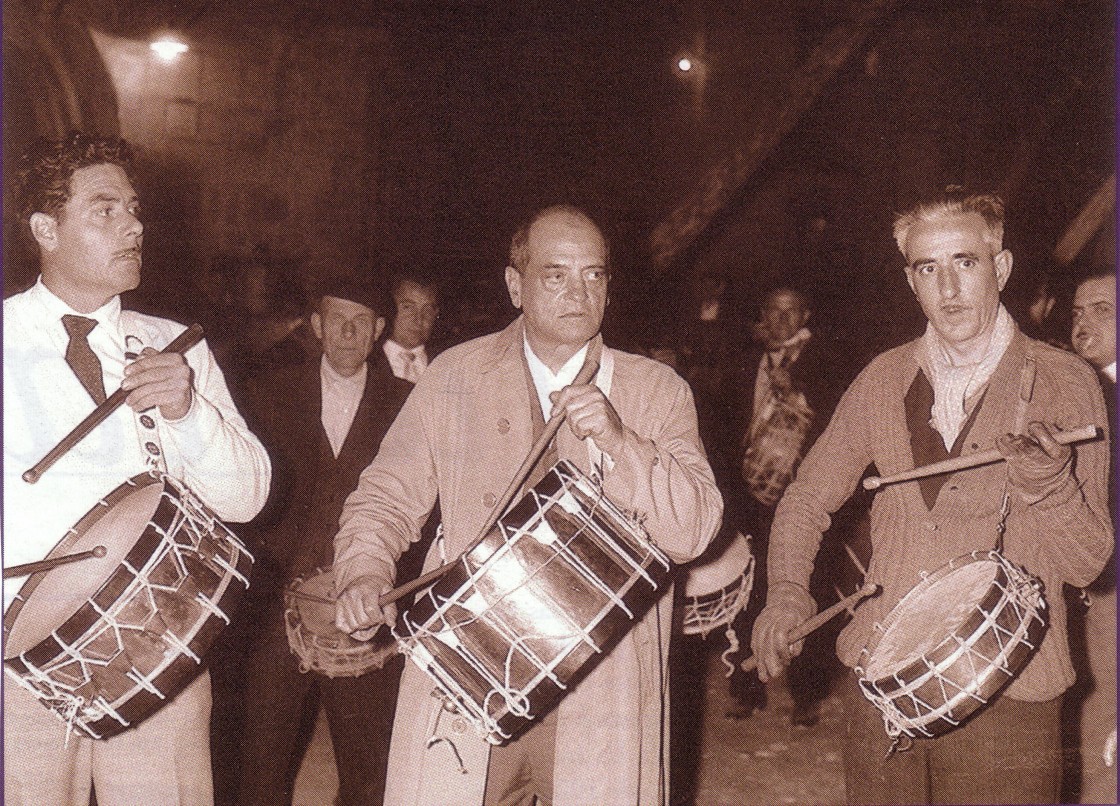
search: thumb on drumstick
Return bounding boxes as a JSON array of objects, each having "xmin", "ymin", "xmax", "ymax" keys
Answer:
[{"xmin": 335, "ymin": 575, "xmax": 397, "ymax": 639}]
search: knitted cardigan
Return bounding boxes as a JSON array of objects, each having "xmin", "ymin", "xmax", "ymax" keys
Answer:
[{"xmin": 768, "ymin": 327, "xmax": 1112, "ymax": 701}]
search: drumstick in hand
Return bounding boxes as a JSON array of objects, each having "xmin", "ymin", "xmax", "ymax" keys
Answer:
[
  {"xmin": 23, "ymin": 324, "xmax": 206, "ymax": 484},
  {"xmin": 4, "ymin": 546, "xmax": 107, "ymax": 579},
  {"xmin": 862, "ymin": 424, "xmax": 1099, "ymax": 490},
  {"xmin": 740, "ymin": 582, "xmax": 879, "ymax": 674},
  {"xmin": 376, "ymin": 346, "xmax": 603, "ymax": 609}
]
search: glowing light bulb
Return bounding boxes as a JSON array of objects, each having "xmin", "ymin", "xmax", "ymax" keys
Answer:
[
  {"xmin": 678, "ymin": 57, "xmax": 692, "ymax": 72},
  {"xmin": 150, "ymin": 37, "xmax": 189, "ymax": 61}
]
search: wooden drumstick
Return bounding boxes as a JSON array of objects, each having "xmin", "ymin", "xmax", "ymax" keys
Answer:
[
  {"xmin": 3, "ymin": 545, "xmax": 108, "ymax": 579},
  {"xmin": 376, "ymin": 347, "xmax": 603, "ymax": 608},
  {"xmin": 23, "ymin": 324, "xmax": 206, "ymax": 485},
  {"xmin": 288, "ymin": 588, "xmax": 336, "ymax": 606},
  {"xmin": 740, "ymin": 582, "xmax": 879, "ymax": 674},
  {"xmin": 862, "ymin": 424, "xmax": 1099, "ymax": 491}
]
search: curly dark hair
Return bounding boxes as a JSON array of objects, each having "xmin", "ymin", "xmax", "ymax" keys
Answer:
[{"xmin": 16, "ymin": 132, "xmax": 136, "ymax": 229}]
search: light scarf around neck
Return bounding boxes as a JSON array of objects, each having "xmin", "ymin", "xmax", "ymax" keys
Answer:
[{"xmin": 921, "ymin": 303, "xmax": 1015, "ymax": 450}]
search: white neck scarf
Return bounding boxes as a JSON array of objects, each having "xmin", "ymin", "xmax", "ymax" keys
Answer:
[{"xmin": 921, "ymin": 304, "xmax": 1015, "ymax": 450}]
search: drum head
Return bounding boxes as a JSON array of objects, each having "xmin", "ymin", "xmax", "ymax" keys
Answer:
[
  {"xmin": 861, "ymin": 558, "xmax": 998, "ymax": 681},
  {"xmin": 290, "ymin": 570, "xmax": 341, "ymax": 637},
  {"xmin": 5, "ymin": 477, "xmax": 164, "ymax": 658}
]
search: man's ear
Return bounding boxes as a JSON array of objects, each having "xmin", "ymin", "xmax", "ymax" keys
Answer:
[
  {"xmin": 995, "ymin": 249, "xmax": 1013, "ymax": 291},
  {"xmin": 310, "ymin": 311, "xmax": 324, "ymax": 340},
  {"xmin": 30, "ymin": 212, "xmax": 58, "ymax": 251},
  {"xmin": 505, "ymin": 266, "xmax": 522, "ymax": 309},
  {"xmin": 374, "ymin": 316, "xmax": 386, "ymax": 341}
]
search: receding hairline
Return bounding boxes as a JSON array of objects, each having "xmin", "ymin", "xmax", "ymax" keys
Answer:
[
  {"xmin": 893, "ymin": 193, "xmax": 1006, "ymax": 259},
  {"xmin": 508, "ymin": 205, "xmax": 608, "ymax": 273}
]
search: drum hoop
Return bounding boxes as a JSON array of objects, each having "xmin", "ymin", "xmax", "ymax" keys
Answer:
[
  {"xmin": 857, "ymin": 550, "xmax": 1034, "ymax": 668},
  {"xmin": 284, "ymin": 566, "xmax": 397, "ymax": 676},
  {"xmin": 855, "ymin": 550, "xmax": 1048, "ymax": 739},
  {"xmin": 3, "ymin": 474, "xmax": 162, "ymax": 641},
  {"xmin": 3, "ymin": 472, "xmax": 250, "ymax": 739},
  {"xmin": 682, "ymin": 563, "xmax": 754, "ymax": 637}
]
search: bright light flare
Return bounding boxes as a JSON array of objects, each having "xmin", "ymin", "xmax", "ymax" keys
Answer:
[
  {"xmin": 150, "ymin": 37, "xmax": 189, "ymax": 61},
  {"xmin": 677, "ymin": 57, "xmax": 692, "ymax": 72}
]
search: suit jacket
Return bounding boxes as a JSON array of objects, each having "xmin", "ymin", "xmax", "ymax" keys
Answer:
[
  {"xmin": 334, "ymin": 316, "xmax": 722, "ymax": 806},
  {"xmin": 244, "ymin": 353, "xmax": 411, "ymax": 588}
]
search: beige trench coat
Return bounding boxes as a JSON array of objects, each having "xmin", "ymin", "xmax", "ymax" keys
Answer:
[{"xmin": 335, "ymin": 317, "xmax": 722, "ymax": 805}]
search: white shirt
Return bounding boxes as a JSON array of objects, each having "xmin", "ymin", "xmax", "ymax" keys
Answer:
[
  {"xmin": 523, "ymin": 340, "xmax": 588, "ymax": 421},
  {"xmin": 3, "ymin": 279, "xmax": 272, "ymax": 610},
  {"xmin": 320, "ymin": 357, "xmax": 367, "ymax": 457},
  {"xmin": 522, "ymin": 337, "xmax": 616, "ymax": 473},
  {"xmin": 1103, "ymin": 362, "xmax": 1116, "ymax": 383},
  {"xmin": 383, "ymin": 339, "xmax": 428, "ymax": 383}
]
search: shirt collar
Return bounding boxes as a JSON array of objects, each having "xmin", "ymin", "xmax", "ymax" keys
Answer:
[
  {"xmin": 1103, "ymin": 362, "xmax": 1116, "ymax": 383},
  {"xmin": 320, "ymin": 355, "xmax": 368, "ymax": 391},
  {"xmin": 32, "ymin": 276, "xmax": 122, "ymax": 329},
  {"xmin": 523, "ymin": 336, "xmax": 588, "ymax": 387},
  {"xmin": 384, "ymin": 338, "xmax": 426, "ymax": 362}
]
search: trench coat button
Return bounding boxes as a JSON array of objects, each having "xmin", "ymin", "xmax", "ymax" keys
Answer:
[
  {"xmin": 144, "ymin": 441, "xmax": 161, "ymax": 456},
  {"xmin": 497, "ymin": 418, "xmax": 510, "ymax": 434},
  {"xmin": 922, "ymin": 520, "xmax": 937, "ymax": 532},
  {"xmin": 452, "ymin": 717, "xmax": 468, "ymax": 735},
  {"xmin": 483, "ymin": 493, "xmax": 497, "ymax": 508},
  {"xmin": 139, "ymin": 414, "xmax": 156, "ymax": 429}
]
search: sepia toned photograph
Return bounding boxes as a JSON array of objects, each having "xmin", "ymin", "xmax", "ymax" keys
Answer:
[{"xmin": 2, "ymin": 1, "xmax": 1114, "ymax": 804}]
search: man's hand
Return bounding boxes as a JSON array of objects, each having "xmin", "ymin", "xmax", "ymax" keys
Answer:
[
  {"xmin": 996, "ymin": 421, "xmax": 1072, "ymax": 501},
  {"xmin": 549, "ymin": 384, "xmax": 626, "ymax": 458},
  {"xmin": 121, "ymin": 348, "xmax": 193, "ymax": 420},
  {"xmin": 335, "ymin": 575, "xmax": 398, "ymax": 641},
  {"xmin": 750, "ymin": 583, "xmax": 816, "ymax": 682}
]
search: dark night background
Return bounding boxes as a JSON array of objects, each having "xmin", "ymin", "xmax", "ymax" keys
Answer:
[
  {"xmin": 3, "ymin": 0, "xmax": 1115, "ymax": 367},
  {"xmin": 1, "ymin": 3, "xmax": 1115, "ymax": 803}
]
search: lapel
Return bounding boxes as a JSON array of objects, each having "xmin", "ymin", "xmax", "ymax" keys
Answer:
[{"xmin": 335, "ymin": 357, "xmax": 405, "ymax": 467}]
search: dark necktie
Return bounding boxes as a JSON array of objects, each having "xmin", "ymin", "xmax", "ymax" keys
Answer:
[{"xmin": 62, "ymin": 315, "xmax": 107, "ymax": 404}]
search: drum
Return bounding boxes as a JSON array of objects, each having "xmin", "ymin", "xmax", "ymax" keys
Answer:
[
  {"xmin": 285, "ymin": 568, "xmax": 397, "ymax": 677},
  {"xmin": 742, "ymin": 392, "xmax": 814, "ymax": 508},
  {"xmin": 855, "ymin": 550, "xmax": 1047, "ymax": 740},
  {"xmin": 3, "ymin": 472, "xmax": 253, "ymax": 740},
  {"xmin": 396, "ymin": 459, "xmax": 672, "ymax": 745},
  {"xmin": 682, "ymin": 531, "xmax": 754, "ymax": 638}
]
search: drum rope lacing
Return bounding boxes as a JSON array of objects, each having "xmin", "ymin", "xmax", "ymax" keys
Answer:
[
  {"xmin": 4, "ymin": 472, "xmax": 253, "ymax": 741},
  {"xmin": 410, "ymin": 485, "xmax": 627, "ymax": 728},
  {"xmin": 401, "ymin": 464, "xmax": 668, "ymax": 745}
]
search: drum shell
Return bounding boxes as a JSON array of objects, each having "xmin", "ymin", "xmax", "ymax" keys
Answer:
[
  {"xmin": 856, "ymin": 551, "xmax": 1047, "ymax": 739},
  {"xmin": 397, "ymin": 460, "xmax": 672, "ymax": 744},
  {"xmin": 4, "ymin": 474, "xmax": 253, "ymax": 739}
]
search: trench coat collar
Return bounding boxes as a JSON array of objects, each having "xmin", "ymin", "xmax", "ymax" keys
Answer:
[{"xmin": 479, "ymin": 315, "xmax": 605, "ymax": 379}]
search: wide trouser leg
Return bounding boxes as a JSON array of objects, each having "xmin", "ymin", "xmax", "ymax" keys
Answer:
[
  {"xmin": 322, "ymin": 654, "xmax": 405, "ymax": 806},
  {"xmin": 4, "ymin": 677, "xmax": 96, "ymax": 806},
  {"xmin": 91, "ymin": 672, "xmax": 215, "ymax": 806},
  {"xmin": 843, "ymin": 672, "xmax": 1061, "ymax": 805},
  {"xmin": 238, "ymin": 632, "xmax": 317, "ymax": 806},
  {"xmin": 482, "ymin": 707, "xmax": 559, "ymax": 806}
]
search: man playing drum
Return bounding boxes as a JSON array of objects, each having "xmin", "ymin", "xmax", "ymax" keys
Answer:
[
  {"xmin": 234, "ymin": 278, "xmax": 412, "ymax": 806},
  {"xmin": 751, "ymin": 189, "xmax": 1112, "ymax": 805},
  {"xmin": 334, "ymin": 204, "xmax": 722, "ymax": 806},
  {"xmin": 3, "ymin": 134, "xmax": 271, "ymax": 805}
]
